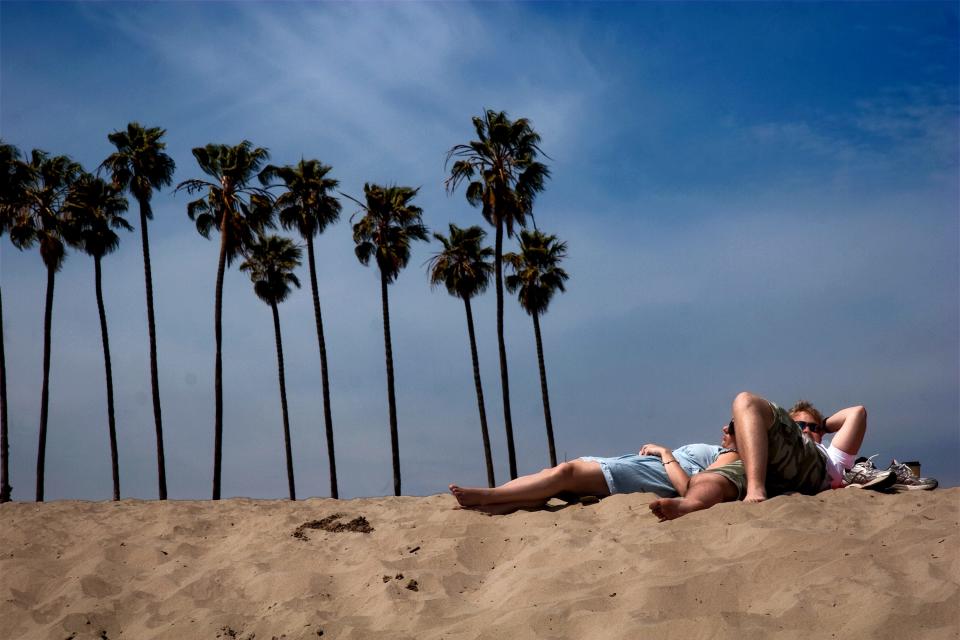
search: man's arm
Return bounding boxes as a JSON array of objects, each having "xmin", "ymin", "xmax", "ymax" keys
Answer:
[{"xmin": 823, "ymin": 405, "xmax": 867, "ymax": 455}]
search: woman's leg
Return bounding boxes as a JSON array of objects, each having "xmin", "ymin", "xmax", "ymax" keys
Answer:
[
  {"xmin": 648, "ymin": 473, "xmax": 737, "ymax": 521},
  {"xmin": 450, "ymin": 460, "xmax": 609, "ymax": 507}
]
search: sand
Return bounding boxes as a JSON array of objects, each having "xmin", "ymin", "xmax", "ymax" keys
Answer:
[{"xmin": 1, "ymin": 488, "xmax": 957, "ymax": 640}]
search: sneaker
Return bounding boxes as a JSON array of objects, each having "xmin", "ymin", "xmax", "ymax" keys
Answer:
[
  {"xmin": 843, "ymin": 455, "xmax": 896, "ymax": 490},
  {"xmin": 888, "ymin": 460, "xmax": 938, "ymax": 491}
]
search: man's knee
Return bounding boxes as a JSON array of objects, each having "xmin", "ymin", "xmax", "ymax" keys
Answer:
[{"xmin": 732, "ymin": 391, "xmax": 765, "ymax": 412}]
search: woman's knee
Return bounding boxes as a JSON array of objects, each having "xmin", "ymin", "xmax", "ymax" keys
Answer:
[{"xmin": 552, "ymin": 461, "xmax": 577, "ymax": 480}]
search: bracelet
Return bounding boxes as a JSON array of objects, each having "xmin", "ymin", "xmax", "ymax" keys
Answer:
[{"xmin": 664, "ymin": 460, "xmax": 677, "ymax": 466}]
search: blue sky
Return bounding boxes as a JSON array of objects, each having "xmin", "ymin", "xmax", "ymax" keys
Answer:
[{"xmin": 1, "ymin": 1, "xmax": 957, "ymax": 500}]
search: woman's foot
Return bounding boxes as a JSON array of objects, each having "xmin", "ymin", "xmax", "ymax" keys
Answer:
[
  {"xmin": 449, "ymin": 484, "xmax": 493, "ymax": 507},
  {"xmin": 648, "ymin": 497, "xmax": 707, "ymax": 521}
]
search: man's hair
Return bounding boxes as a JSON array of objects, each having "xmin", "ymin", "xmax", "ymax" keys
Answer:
[{"xmin": 789, "ymin": 400, "xmax": 825, "ymax": 424}]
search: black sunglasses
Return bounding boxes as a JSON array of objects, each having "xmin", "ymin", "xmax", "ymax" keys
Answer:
[
  {"xmin": 795, "ymin": 420, "xmax": 825, "ymax": 434},
  {"xmin": 727, "ymin": 420, "xmax": 735, "ymax": 435}
]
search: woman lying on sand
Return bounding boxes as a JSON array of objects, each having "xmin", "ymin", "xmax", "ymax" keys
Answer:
[{"xmin": 449, "ymin": 424, "xmax": 739, "ymax": 514}]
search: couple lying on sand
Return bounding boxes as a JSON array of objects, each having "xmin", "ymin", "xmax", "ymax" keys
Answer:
[{"xmin": 450, "ymin": 391, "xmax": 871, "ymax": 520}]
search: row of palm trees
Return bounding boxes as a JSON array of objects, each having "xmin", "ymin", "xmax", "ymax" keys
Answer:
[{"xmin": 0, "ymin": 110, "xmax": 568, "ymax": 502}]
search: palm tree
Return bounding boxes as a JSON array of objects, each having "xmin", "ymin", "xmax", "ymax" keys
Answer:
[
  {"xmin": 446, "ymin": 109, "xmax": 550, "ymax": 479},
  {"xmin": 100, "ymin": 122, "xmax": 176, "ymax": 500},
  {"xmin": 239, "ymin": 234, "xmax": 302, "ymax": 500},
  {"xmin": 0, "ymin": 140, "xmax": 30, "ymax": 502},
  {"xmin": 504, "ymin": 230, "xmax": 569, "ymax": 468},
  {"xmin": 176, "ymin": 141, "xmax": 274, "ymax": 500},
  {"xmin": 349, "ymin": 184, "xmax": 428, "ymax": 496},
  {"xmin": 6, "ymin": 150, "xmax": 83, "ymax": 501},
  {"xmin": 260, "ymin": 159, "xmax": 342, "ymax": 498},
  {"xmin": 64, "ymin": 175, "xmax": 132, "ymax": 501},
  {"xmin": 426, "ymin": 224, "xmax": 496, "ymax": 487}
]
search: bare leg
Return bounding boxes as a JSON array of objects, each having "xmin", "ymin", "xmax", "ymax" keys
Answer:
[
  {"xmin": 450, "ymin": 460, "xmax": 609, "ymax": 507},
  {"xmin": 649, "ymin": 473, "xmax": 737, "ymax": 521},
  {"xmin": 732, "ymin": 391, "xmax": 775, "ymax": 503}
]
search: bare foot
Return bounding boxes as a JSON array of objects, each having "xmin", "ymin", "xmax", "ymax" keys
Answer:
[
  {"xmin": 743, "ymin": 487, "xmax": 767, "ymax": 503},
  {"xmin": 649, "ymin": 497, "xmax": 705, "ymax": 521},
  {"xmin": 448, "ymin": 484, "xmax": 492, "ymax": 507}
]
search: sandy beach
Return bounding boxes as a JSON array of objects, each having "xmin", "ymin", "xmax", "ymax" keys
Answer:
[{"xmin": 1, "ymin": 488, "xmax": 957, "ymax": 640}]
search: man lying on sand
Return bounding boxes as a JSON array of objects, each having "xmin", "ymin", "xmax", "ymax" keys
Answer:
[
  {"xmin": 449, "ymin": 424, "xmax": 739, "ymax": 515},
  {"xmin": 649, "ymin": 392, "xmax": 879, "ymax": 520}
]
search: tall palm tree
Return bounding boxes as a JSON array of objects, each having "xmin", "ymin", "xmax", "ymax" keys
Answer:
[
  {"xmin": 349, "ymin": 184, "xmax": 428, "ymax": 496},
  {"xmin": 176, "ymin": 141, "xmax": 274, "ymax": 500},
  {"xmin": 6, "ymin": 150, "xmax": 83, "ymax": 501},
  {"xmin": 504, "ymin": 230, "xmax": 569, "ymax": 468},
  {"xmin": 64, "ymin": 175, "xmax": 132, "ymax": 501},
  {"xmin": 426, "ymin": 224, "xmax": 496, "ymax": 487},
  {"xmin": 260, "ymin": 159, "xmax": 342, "ymax": 498},
  {"xmin": 100, "ymin": 122, "xmax": 176, "ymax": 500},
  {"xmin": 446, "ymin": 109, "xmax": 550, "ymax": 479},
  {"xmin": 240, "ymin": 234, "xmax": 302, "ymax": 500},
  {"xmin": 0, "ymin": 140, "xmax": 29, "ymax": 502}
]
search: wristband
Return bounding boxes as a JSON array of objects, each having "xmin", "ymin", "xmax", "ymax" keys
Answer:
[{"xmin": 664, "ymin": 460, "xmax": 677, "ymax": 466}]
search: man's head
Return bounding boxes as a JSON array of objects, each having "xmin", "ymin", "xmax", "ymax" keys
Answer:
[{"xmin": 789, "ymin": 400, "xmax": 826, "ymax": 443}]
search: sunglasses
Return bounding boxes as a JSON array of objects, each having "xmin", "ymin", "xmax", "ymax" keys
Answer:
[
  {"xmin": 727, "ymin": 420, "xmax": 735, "ymax": 435},
  {"xmin": 795, "ymin": 421, "xmax": 825, "ymax": 434}
]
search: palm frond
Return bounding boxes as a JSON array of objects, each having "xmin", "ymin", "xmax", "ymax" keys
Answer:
[
  {"xmin": 503, "ymin": 229, "xmax": 569, "ymax": 316},
  {"xmin": 64, "ymin": 175, "xmax": 131, "ymax": 259},
  {"xmin": 351, "ymin": 183, "xmax": 428, "ymax": 282},
  {"xmin": 240, "ymin": 233, "xmax": 303, "ymax": 305},
  {"xmin": 446, "ymin": 110, "xmax": 549, "ymax": 238}
]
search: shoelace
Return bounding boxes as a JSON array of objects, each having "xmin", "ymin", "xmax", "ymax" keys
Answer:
[
  {"xmin": 888, "ymin": 459, "xmax": 916, "ymax": 482},
  {"xmin": 848, "ymin": 454, "xmax": 879, "ymax": 475}
]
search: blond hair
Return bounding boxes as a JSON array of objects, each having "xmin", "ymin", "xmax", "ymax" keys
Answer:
[{"xmin": 789, "ymin": 400, "xmax": 824, "ymax": 424}]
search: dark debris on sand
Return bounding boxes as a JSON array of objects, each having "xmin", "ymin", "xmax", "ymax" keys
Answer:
[{"xmin": 293, "ymin": 513, "xmax": 374, "ymax": 541}]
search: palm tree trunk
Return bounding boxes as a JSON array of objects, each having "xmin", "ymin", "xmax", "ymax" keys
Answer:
[
  {"xmin": 94, "ymin": 257, "xmax": 121, "ymax": 501},
  {"xmin": 272, "ymin": 302, "xmax": 296, "ymax": 501},
  {"xmin": 212, "ymin": 225, "xmax": 228, "ymax": 500},
  {"xmin": 0, "ymin": 285, "xmax": 11, "ymax": 503},
  {"xmin": 464, "ymin": 297, "xmax": 495, "ymax": 487},
  {"xmin": 495, "ymin": 220, "xmax": 517, "ymax": 479},
  {"xmin": 380, "ymin": 269, "xmax": 401, "ymax": 496},
  {"xmin": 138, "ymin": 197, "xmax": 167, "ymax": 500},
  {"xmin": 36, "ymin": 265, "xmax": 55, "ymax": 502},
  {"xmin": 306, "ymin": 237, "xmax": 337, "ymax": 499},
  {"xmin": 532, "ymin": 312, "xmax": 557, "ymax": 467}
]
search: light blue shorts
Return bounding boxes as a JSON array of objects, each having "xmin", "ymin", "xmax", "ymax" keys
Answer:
[{"xmin": 579, "ymin": 454, "xmax": 678, "ymax": 497}]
